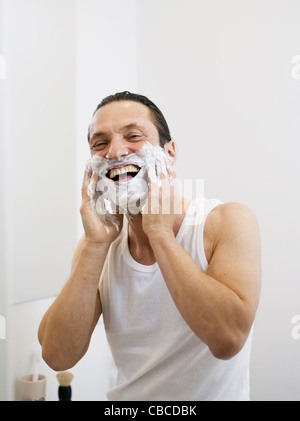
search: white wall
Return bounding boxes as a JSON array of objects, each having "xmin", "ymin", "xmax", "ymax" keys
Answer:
[
  {"xmin": 5, "ymin": 0, "xmax": 78, "ymax": 304},
  {"xmin": 0, "ymin": 0, "xmax": 78, "ymax": 400},
  {"xmin": 136, "ymin": 0, "xmax": 300, "ymax": 401},
  {"xmin": 1, "ymin": 0, "xmax": 137, "ymax": 401}
]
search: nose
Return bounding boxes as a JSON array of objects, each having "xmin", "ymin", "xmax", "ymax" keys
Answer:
[{"xmin": 105, "ymin": 137, "xmax": 129, "ymax": 160}]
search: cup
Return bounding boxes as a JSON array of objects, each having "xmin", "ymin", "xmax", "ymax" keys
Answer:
[{"xmin": 16, "ymin": 374, "xmax": 46, "ymax": 401}]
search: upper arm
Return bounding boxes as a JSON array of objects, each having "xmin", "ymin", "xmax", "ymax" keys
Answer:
[{"xmin": 205, "ymin": 202, "xmax": 262, "ymax": 326}]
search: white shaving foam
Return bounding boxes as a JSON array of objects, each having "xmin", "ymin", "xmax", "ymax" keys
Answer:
[{"xmin": 85, "ymin": 142, "xmax": 173, "ymax": 228}]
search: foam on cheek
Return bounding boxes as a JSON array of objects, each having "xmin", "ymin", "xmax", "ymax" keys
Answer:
[{"xmin": 85, "ymin": 142, "xmax": 173, "ymax": 228}]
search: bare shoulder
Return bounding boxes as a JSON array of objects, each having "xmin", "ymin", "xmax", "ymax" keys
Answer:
[
  {"xmin": 204, "ymin": 202, "xmax": 260, "ymax": 262},
  {"xmin": 207, "ymin": 201, "xmax": 259, "ymax": 234}
]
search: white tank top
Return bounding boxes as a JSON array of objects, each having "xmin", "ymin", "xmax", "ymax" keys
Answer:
[{"xmin": 99, "ymin": 197, "xmax": 253, "ymax": 401}]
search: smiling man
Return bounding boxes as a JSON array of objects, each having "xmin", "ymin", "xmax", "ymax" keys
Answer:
[{"xmin": 38, "ymin": 92, "xmax": 261, "ymax": 401}]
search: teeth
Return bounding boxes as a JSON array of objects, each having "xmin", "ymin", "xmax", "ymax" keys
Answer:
[{"xmin": 108, "ymin": 165, "xmax": 139, "ymax": 179}]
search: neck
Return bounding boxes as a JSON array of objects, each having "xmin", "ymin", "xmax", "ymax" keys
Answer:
[
  {"xmin": 127, "ymin": 213, "xmax": 155, "ymax": 265},
  {"xmin": 126, "ymin": 197, "xmax": 191, "ymax": 265}
]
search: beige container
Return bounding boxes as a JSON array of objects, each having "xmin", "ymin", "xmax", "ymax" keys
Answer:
[{"xmin": 16, "ymin": 374, "xmax": 46, "ymax": 401}]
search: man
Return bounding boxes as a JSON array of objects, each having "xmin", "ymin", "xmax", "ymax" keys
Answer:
[{"xmin": 38, "ymin": 92, "xmax": 261, "ymax": 400}]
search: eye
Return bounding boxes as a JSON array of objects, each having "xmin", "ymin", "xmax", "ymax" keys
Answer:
[
  {"xmin": 126, "ymin": 133, "xmax": 143, "ymax": 141},
  {"xmin": 91, "ymin": 141, "xmax": 107, "ymax": 150}
]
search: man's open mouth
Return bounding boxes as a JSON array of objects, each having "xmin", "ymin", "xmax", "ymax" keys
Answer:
[{"xmin": 106, "ymin": 164, "xmax": 141, "ymax": 183}]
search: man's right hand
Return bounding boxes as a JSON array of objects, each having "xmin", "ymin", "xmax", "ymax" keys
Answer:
[{"xmin": 80, "ymin": 169, "xmax": 123, "ymax": 245}]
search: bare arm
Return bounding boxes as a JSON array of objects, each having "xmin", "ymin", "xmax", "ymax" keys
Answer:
[
  {"xmin": 38, "ymin": 170, "xmax": 122, "ymax": 371},
  {"xmin": 143, "ymin": 173, "xmax": 261, "ymax": 359},
  {"xmin": 38, "ymin": 238, "xmax": 107, "ymax": 371}
]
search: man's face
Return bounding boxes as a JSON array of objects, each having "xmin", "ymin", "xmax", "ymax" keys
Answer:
[
  {"xmin": 89, "ymin": 100, "xmax": 161, "ymax": 158},
  {"xmin": 86, "ymin": 100, "xmax": 175, "ymax": 223}
]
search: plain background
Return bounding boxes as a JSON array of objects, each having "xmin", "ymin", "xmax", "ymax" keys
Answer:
[{"xmin": 0, "ymin": 0, "xmax": 299, "ymax": 400}]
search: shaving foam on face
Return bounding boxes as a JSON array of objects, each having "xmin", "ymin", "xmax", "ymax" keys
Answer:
[{"xmin": 85, "ymin": 142, "xmax": 173, "ymax": 228}]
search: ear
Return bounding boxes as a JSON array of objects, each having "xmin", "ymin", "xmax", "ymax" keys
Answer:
[{"xmin": 164, "ymin": 139, "xmax": 177, "ymax": 164}]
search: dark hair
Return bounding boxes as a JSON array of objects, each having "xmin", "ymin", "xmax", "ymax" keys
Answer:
[{"xmin": 87, "ymin": 91, "xmax": 172, "ymax": 147}]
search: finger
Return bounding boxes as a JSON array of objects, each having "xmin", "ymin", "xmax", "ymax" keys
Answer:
[
  {"xmin": 157, "ymin": 160, "xmax": 165, "ymax": 179},
  {"xmin": 82, "ymin": 167, "xmax": 92, "ymax": 190},
  {"xmin": 157, "ymin": 159, "xmax": 173, "ymax": 181},
  {"xmin": 81, "ymin": 169, "xmax": 96, "ymax": 202},
  {"xmin": 147, "ymin": 164, "xmax": 157, "ymax": 184},
  {"xmin": 87, "ymin": 171, "xmax": 98, "ymax": 200},
  {"xmin": 166, "ymin": 165, "xmax": 176, "ymax": 180}
]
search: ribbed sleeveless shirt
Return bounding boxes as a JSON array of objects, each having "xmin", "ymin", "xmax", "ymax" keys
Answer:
[{"xmin": 99, "ymin": 197, "xmax": 253, "ymax": 401}]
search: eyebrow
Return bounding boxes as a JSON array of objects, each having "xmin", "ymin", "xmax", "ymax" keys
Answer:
[{"xmin": 122, "ymin": 123, "xmax": 145, "ymax": 132}]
